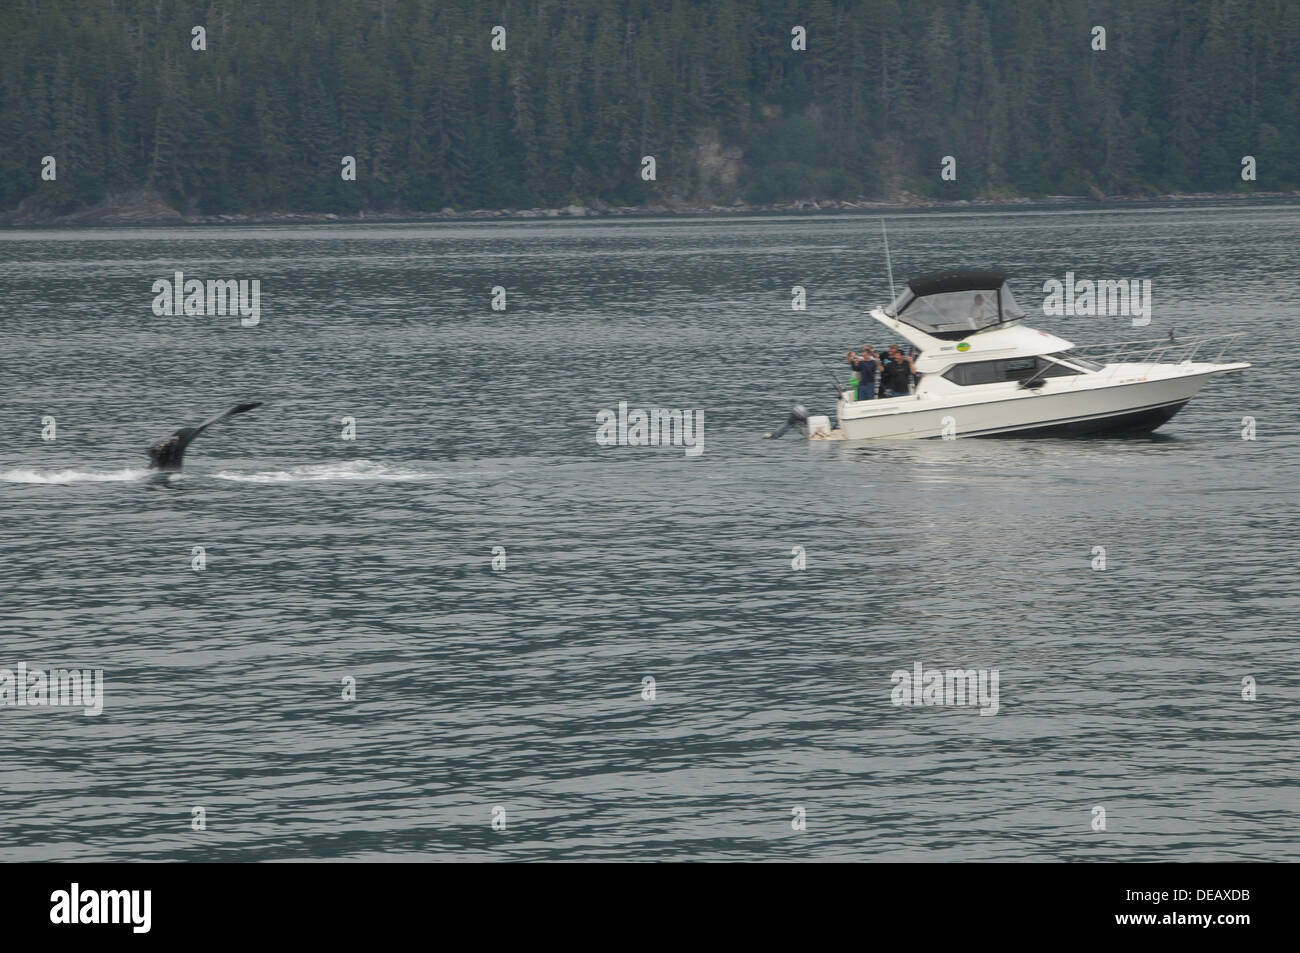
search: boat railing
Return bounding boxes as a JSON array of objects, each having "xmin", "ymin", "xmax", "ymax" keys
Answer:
[{"xmin": 1067, "ymin": 331, "xmax": 1246, "ymax": 368}]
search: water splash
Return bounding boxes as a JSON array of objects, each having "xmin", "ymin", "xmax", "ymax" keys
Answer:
[
  {"xmin": 1, "ymin": 467, "xmax": 152, "ymax": 484},
  {"xmin": 211, "ymin": 460, "xmax": 436, "ymax": 483}
]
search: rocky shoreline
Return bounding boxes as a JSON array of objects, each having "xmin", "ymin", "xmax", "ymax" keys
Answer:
[{"xmin": 3, "ymin": 187, "xmax": 1295, "ymax": 227}]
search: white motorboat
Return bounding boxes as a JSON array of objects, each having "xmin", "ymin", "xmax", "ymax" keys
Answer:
[{"xmin": 821, "ymin": 270, "xmax": 1248, "ymax": 440}]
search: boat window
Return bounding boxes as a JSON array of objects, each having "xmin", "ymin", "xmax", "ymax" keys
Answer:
[
  {"xmin": 942, "ymin": 356, "xmax": 1084, "ymax": 386},
  {"xmin": 888, "ymin": 283, "xmax": 1027, "ymax": 339},
  {"xmin": 903, "ymin": 290, "xmax": 1004, "ymax": 335}
]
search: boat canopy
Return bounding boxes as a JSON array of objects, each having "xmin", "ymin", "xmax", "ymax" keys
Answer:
[{"xmin": 885, "ymin": 270, "xmax": 1027, "ymax": 340}]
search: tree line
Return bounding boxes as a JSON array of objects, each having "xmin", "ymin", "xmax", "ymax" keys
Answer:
[{"xmin": 1, "ymin": 0, "xmax": 1296, "ymax": 216}]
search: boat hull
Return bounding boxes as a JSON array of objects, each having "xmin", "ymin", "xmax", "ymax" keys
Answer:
[
  {"xmin": 974, "ymin": 398, "xmax": 1187, "ymax": 437},
  {"xmin": 837, "ymin": 369, "xmax": 1231, "ymax": 440}
]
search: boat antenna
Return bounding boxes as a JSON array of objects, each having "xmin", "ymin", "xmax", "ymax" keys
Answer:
[{"xmin": 882, "ymin": 218, "xmax": 897, "ymax": 311}]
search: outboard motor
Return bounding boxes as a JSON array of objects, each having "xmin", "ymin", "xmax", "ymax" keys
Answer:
[{"xmin": 765, "ymin": 403, "xmax": 810, "ymax": 439}]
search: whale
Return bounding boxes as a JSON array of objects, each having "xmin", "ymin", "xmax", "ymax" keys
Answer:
[{"xmin": 147, "ymin": 402, "xmax": 262, "ymax": 471}]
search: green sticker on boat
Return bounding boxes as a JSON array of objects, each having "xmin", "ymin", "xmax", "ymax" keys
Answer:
[{"xmin": 957, "ymin": 341, "xmax": 971, "ymax": 352}]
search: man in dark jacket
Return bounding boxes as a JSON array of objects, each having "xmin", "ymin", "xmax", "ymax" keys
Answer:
[{"xmin": 880, "ymin": 345, "xmax": 916, "ymax": 397}]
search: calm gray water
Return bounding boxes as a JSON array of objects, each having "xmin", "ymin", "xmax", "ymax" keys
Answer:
[{"xmin": 2, "ymin": 205, "xmax": 1297, "ymax": 861}]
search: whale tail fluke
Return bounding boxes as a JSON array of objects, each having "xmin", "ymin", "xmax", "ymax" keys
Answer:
[
  {"xmin": 193, "ymin": 401, "xmax": 263, "ymax": 432},
  {"xmin": 147, "ymin": 401, "xmax": 263, "ymax": 471}
]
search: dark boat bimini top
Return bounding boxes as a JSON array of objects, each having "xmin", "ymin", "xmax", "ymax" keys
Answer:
[{"xmin": 907, "ymin": 270, "xmax": 1008, "ymax": 296}]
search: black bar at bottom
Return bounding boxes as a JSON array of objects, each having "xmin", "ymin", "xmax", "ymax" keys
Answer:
[{"xmin": 0, "ymin": 861, "xmax": 1282, "ymax": 941}]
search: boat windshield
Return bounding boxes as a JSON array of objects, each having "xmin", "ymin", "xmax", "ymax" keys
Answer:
[
  {"xmin": 886, "ymin": 271, "xmax": 1026, "ymax": 340},
  {"xmin": 1052, "ymin": 351, "xmax": 1105, "ymax": 372}
]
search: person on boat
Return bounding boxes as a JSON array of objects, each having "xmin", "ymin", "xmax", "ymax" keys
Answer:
[
  {"xmin": 845, "ymin": 350, "xmax": 862, "ymax": 399},
  {"xmin": 853, "ymin": 345, "xmax": 881, "ymax": 400},
  {"xmin": 880, "ymin": 344, "xmax": 916, "ymax": 397}
]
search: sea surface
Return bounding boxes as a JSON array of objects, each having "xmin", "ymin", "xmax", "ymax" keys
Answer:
[{"xmin": 1, "ymin": 203, "xmax": 1297, "ymax": 861}]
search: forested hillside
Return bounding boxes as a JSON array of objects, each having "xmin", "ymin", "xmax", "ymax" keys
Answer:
[{"xmin": 1, "ymin": 0, "xmax": 1297, "ymax": 216}]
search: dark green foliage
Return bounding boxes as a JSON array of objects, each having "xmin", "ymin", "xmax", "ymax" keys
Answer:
[{"xmin": 1, "ymin": 0, "xmax": 1296, "ymax": 215}]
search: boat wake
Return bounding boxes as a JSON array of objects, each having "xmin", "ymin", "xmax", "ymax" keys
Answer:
[
  {"xmin": 211, "ymin": 460, "xmax": 436, "ymax": 483},
  {"xmin": 1, "ymin": 467, "xmax": 152, "ymax": 484}
]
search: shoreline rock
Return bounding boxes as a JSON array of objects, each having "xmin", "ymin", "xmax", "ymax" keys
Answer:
[
  {"xmin": 2, "ymin": 188, "xmax": 1295, "ymax": 227},
  {"xmin": 2, "ymin": 188, "xmax": 184, "ymax": 226}
]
